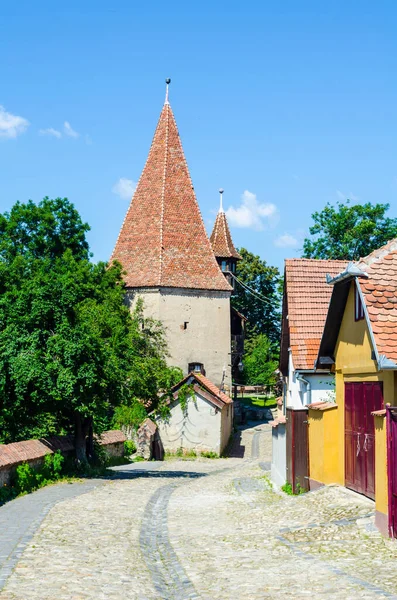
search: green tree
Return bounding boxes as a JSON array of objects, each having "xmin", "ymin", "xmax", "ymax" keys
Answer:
[
  {"xmin": 0, "ymin": 198, "xmax": 174, "ymax": 463},
  {"xmin": 243, "ymin": 334, "xmax": 278, "ymax": 386},
  {"xmin": 0, "ymin": 197, "xmax": 90, "ymax": 262},
  {"xmin": 231, "ymin": 248, "xmax": 281, "ymax": 343},
  {"xmin": 302, "ymin": 201, "xmax": 397, "ymax": 260}
]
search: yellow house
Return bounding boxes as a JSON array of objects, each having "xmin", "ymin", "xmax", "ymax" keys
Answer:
[{"xmin": 313, "ymin": 240, "xmax": 397, "ymax": 537}]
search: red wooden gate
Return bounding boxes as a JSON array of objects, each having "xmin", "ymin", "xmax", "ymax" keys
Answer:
[
  {"xmin": 387, "ymin": 406, "xmax": 397, "ymax": 538},
  {"xmin": 286, "ymin": 408, "xmax": 309, "ymax": 493},
  {"xmin": 345, "ymin": 382, "xmax": 383, "ymax": 499}
]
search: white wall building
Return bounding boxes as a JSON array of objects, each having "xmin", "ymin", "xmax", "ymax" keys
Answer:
[{"xmin": 155, "ymin": 373, "xmax": 233, "ymax": 455}]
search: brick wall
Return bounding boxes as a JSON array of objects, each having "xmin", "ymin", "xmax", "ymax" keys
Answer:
[{"xmin": 0, "ymin": 430, "xmax": 126, "ymax": 486}]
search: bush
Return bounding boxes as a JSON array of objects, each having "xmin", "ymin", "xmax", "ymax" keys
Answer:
[
  {"xmin": 14, "ymin": 451, "xmax": 65, "ymax": 495},
  {"xmin": 124, "ymin": 440, "xmax": 136, "ymax": 456},
  {"xmin": 200, "ymin": 450, "xmax": 219, "ymax": 459}
]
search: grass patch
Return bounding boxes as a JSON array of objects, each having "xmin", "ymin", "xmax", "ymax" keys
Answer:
[
  {"xmin": 164, "ymin": 448, "xmax": 219, "ymax": 460},
  {"xmin": 281, "ymin": 482, "xmax": 307, "ymax": 495},
  {"xmin": 239, "ymin": 396, "xmax": 277, "ymax": 409}
]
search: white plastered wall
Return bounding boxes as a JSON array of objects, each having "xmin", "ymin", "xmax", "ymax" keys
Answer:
[
  {"xmin": 286, "ymin": 351, "xmax": 335, "ymax": 408},
  {"xmin": 126, "ymin": 287, "xmax": 231, "ymax": 390},
  {"xmin": 156, "ymin": 391, "xmax": 228, "ymax": 454}
]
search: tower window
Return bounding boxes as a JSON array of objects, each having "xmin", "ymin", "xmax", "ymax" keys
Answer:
[
  {"xmin": 221, "ymin": 260, "xmax": 227, "ymax": 272},
  {"xmin": 189, "ymin": 362, "xmax": 205, "ymax": 375}
]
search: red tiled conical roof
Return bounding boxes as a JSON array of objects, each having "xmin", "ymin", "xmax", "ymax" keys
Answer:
[
  {"xmin": 210, "ymin": 209, "xmax": 242, "ymax": 260},
  {"xmin": 111, "ymin": 101, "xmax": 231, "ymax": 292}
]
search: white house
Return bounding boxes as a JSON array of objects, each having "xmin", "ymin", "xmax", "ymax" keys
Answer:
[
  {"xmin": 279, "ymin": 258, "xmax": 347, "ymax": 408},
  {"xmin": 155, "ymin": 372, "xmax": 233, "ymax": 456},
  {"xmin": 271, "ymin": 258, "xmax": 346, "ymax": 487}
]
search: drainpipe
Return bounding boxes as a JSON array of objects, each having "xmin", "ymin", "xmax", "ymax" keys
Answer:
[{"xmin": 296, "ymin": 373, "xmax": 312, "ymax": 406}]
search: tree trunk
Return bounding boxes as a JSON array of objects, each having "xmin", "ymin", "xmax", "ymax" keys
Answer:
[
  {"xmin": 86, "ymin": 419, "xmax": 94, "ymax": 460},
  {"xmin": 74, "ymin": 413, "xmax": 90, "ymax": 464}
]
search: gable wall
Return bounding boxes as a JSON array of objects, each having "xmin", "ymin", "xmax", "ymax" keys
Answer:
[
  {"xmin": 332, "ymin": 281, "xmax": 394, "ymax": 488},
  {"xmin": 155, "ymin": 391, "xmax": 226, "ymax": 454}
]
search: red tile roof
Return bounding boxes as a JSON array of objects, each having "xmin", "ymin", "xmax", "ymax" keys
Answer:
[
  {"xmin": 210, "ymin": 210, "xmax": 241, "ymax": 260},
  {"xmin": 170, "ymin": 372, "xmax": 232, "ymax": 407},
  {"xmin": 194, "ymin": 372, "xmax": 232, "ymax": 405},
  {"xmin": 283, "ymin": 259, "xmax": 346, "ymax": 370},
  {"xmin": 0, "ymin": 431, "xmax": 125, "ymax": 468},
  {"xmin": 357, "ymin": 239, "xmax": 397, "ymax": 362},
  {"xmin": 111, "ymin": 101, "xmax": 231, "ymax": 292},
  {"xmin": 307, "ymin": 402, "xmax": 337, "ymax": 411}
]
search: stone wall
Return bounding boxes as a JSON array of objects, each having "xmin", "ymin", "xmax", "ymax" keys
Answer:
[
  {"xmin": 126, "ymin": 287, "xmax": 231, "ymax": 389},
  {"xmin": 0, "ymin": 430, "xmax": 126, "ymax": 486}
]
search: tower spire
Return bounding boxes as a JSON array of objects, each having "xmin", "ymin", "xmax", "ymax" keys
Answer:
[
  {"xmin": 111, "ymin": 85, "xmax": 231, "ymax": 292},
  {"xmin": 165, "ymin": 78, "xmax": 171, "ymax": 104},
  {"xmin": 219, "ymin": 188, "xmax": 224, "ymax": 213}
]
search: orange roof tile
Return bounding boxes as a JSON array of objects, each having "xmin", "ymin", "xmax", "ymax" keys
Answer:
[
  {"xmin": 111, "ymin": 100, "xmax": 231, "ymax": 292},
  {"xmin": 170, "ymin": 371, "xmax": 232, "ymax": 407},
  {"xmin": 210, "ymin": 209, "xmax": 241, "ymax": 260},
  {"xmin": 356, "ymin": 239, "xmax": 397, "ymax": 363},
  {"xmin": 194, "ymin": 372, "xmax": 232, "ymax": 404},
  {"xmin": 283, "ymin": 259, "xmax": 346, "ymax": 370}
]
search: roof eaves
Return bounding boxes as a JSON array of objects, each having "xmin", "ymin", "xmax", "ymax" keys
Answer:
[
  {"xmin": 356, "ymin": 279, "xmax": 381, "ymax": 369},
  {"xmin": 326, "ymin": 262, "xmax": 368, "ymax": 285}
]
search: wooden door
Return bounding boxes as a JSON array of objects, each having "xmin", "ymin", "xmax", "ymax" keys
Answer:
[
  {"xmin": 387, "ymin": 407, "xmax": 397, "ymax": 538},
  {"xmin": 345, "ymin": 382, "xmax": 383, "ymax": 500},
  {"xmin": 286, "ymin": 408, "xmax": 309, "ymax": 493}
]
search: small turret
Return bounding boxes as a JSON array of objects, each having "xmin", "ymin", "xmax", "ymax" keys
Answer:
[{"xmin": 210, "ymin": 189, "xmax": 242, "ymax": 290}]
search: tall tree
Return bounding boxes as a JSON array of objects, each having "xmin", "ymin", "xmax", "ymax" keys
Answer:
[
  {"xmin": 0, "ymin": 198, "xmax": 174, "ymax": 462},
  {"xmin": 231, "ymin": 248, "xmax": 281, "ymax": 343},
  {"xmin": 303, "ymin": 201, "xmax": 397, "ymax": 260},
  {"xmin": 243, "ymin": 334, "xmax": 278, "ymax": 386}
]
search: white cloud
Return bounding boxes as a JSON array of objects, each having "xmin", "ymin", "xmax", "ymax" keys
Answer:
[
  {"xmin": 64, "ymin": 121, "xmax": 79, "ymax": 138},
  {"xmin": 274, "ymin": 233, "xmax": 299, "ymax": 248},
  {"xmin": 225, "ymin": 190, "xmax": 278, "ymax": 231},
  {"xmin": 0, "ymin": 105, "xmax": 29, "ymax": 139},
  {"xmin": 112, "ymin": 177, "xmax": 136, "ymax": 200},
  {"xmin": 336, "ymin": 190, "xmax": 359, "ymax": 202},
  {"xmin": 39, "ymin": 127, "xmax": 62, "ymax": 138}
]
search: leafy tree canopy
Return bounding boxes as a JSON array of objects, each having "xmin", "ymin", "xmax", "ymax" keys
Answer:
[
  {"xmin": 0, "ymin": 197, "xmax": 90, "ymax": 262},
  {"xmin": 243, "ymin": 334, "xmax": 278, "ymax": 386},
  {"xmin": 231, "ymin": 248, "xmax": 281, "ymax": 344},
  {"xmin": 0, "ymin": 198, "xmax": 175, "ymax": 462},
  {"xmin": 302, "ymin": 201, "xmax": 397, "ymax": 260}
]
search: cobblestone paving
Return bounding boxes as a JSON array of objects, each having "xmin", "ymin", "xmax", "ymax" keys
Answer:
[{"xmin": 1, "ymin": 423, "xmax": 397, "ymax": 599}]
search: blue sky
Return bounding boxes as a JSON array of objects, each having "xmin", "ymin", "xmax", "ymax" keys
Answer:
[{"xmin": 1, "ymin": 1, "xmax": 397, "ymax": 272}]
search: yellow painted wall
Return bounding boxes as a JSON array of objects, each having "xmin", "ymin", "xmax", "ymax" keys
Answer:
[
  {"xmin": 309, "ymin": 406, "xmax": 339, "ymax": 485},
  {"xmin": 328, "ymin": 282, "xmax": 394, "ymax": 488},
  {"xmin": 374, "ymin": 415, "xmax": 388, "ymax": 516}
]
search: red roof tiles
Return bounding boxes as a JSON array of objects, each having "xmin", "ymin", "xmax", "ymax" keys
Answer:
[
  {"xmin": 194, "ymin": 372, "xmax": 233, "ymax": 405},
  {"xmin": 111, "ymin": 101, "xmax": 231, "ymax": 292},
  {"xmin": 170, "ymin": 372, "xmax": 232, "ymax": 407},
  {"xmin": 210, "ymin": 210, "xmax": 241, "ymax": 260},
  {"xmin": 283, "ymin": 259, "xmax": 346, "ymax": 370},
  {"xmin": 357, "ymin": 239, "xmax": 397, "ymax": 362}
]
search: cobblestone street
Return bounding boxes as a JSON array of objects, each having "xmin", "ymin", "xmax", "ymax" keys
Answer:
[{"xmin": 1, "ymin": 423, "xmax": 397, "ymax": 599}]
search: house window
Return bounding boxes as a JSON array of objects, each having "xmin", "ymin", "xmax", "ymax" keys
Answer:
[
  {"xmin": 188, "ymin": 362, "xmax": 205, "ymax": 375},
  {"xmin": 355, "ymin": 282, "xmax": 365, "ymax": 321},
  {"xmin": 221, "ymin": 260, "xmax": 227, "ymax": 272}
]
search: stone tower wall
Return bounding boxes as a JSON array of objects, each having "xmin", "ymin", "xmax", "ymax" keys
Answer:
[{"xmin": 126, "ymin": 287, "xmax": 231, "ymax": 390}]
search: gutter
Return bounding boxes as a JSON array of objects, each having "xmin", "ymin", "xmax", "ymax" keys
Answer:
[
  {"xmin": 326, "ymin": 262, "xmax": 368, "ymax": 285},
  {"xmin": 296, "ymin": 373, "xmax": 312, "ymax": 406}
]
